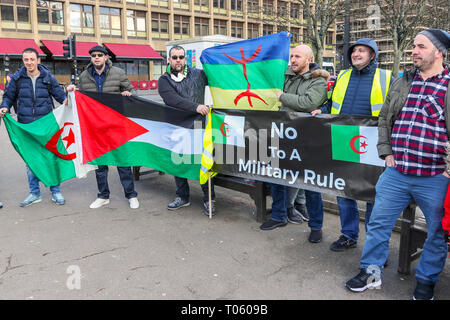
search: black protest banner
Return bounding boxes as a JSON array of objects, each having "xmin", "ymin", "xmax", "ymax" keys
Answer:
[{"xmin": 210, "ymin": 109, "xmax": 385, "ymax": 202}]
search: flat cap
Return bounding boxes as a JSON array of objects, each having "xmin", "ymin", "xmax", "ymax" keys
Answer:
[{"xmin": 88, "ymin": 45, "xmax": 108, "ymax": 55}]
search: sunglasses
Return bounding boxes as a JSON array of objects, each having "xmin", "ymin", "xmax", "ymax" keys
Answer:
[
  {"xmin": 171, "ymin": 55, "xmax": 185, "ymax": 60},
  {"xmin": 91, "ymin": 53, "xmax": 104, "ymax": 58}
]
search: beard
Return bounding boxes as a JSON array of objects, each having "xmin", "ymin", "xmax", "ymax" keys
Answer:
[
  {"xmin": 94, "ymin": 63, "xmax": 105, "ymax": 70},
  {"xmin": 413, "ymin": 48, "xmax": 436, "ymax": 71}
]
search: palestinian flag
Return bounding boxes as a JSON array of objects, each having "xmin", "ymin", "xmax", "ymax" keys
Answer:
[
  {"xmin": 3, "ymin": 102, "xmax": 96, "ymax": 187},
  {"xmin": 73, "ymin": 91, "xmax": 205, "ymax": 181},
  {"xmin": 331, "ymin": 124, "xmax": 385, "ymax": 167},
  {"xmin": 200, "ymin": 32, "xmax": 290, "ymax": 111}
]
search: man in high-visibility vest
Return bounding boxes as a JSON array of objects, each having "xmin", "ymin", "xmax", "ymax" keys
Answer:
[{"xmin": 311, "ymin": 38, "xmax": 393, "ymax": 252}]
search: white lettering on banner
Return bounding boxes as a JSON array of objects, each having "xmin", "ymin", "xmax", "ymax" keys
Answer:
[
  {"xmin": 303, "ymin": 169, "xmax": 346, "ymax": 190},
  {"xmin": 238, "ymin": 159, "xmax": 299, "ymax": 184},
  {"xmin": 271, "ymin": 122, "xmax": 298, "ymax": 139},
  {"xmin": 238, "ymin": 161, "xmax": 346, "ymax": 188},
  {"xmin": 290, "ymin": 149, "xmax": 302, "ymax": 162}
]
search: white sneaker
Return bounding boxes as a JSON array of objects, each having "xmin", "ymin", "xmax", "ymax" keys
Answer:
[
  {"xmin": 89, "ymin": 198, "xmax": 110, "ymax": 209},
  {"xmin": 129, "ymin": 197, "xmax": 139, "ymax": 209}
]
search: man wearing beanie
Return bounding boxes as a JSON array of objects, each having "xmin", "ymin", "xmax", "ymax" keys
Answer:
[{"xmin": 346, "ymin": 29, "xmax": 450, "ymax": 300}]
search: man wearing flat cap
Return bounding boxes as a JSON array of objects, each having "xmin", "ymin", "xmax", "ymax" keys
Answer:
[
  {"xmin": 69, "ymin": 45, "xmax": 139, "ymax": 210},
  {"xmin": 345, "ymin": 29, "xmax": 450, "ymax": 300}
]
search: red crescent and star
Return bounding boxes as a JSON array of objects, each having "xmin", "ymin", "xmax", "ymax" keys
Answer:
[
  {"xmin": 45, "ymin": 122, "xmax": 77, "ymax": 160},
  {"xmin": 350, "ymin": 135, "xmax": 368, "ymax": 154}
]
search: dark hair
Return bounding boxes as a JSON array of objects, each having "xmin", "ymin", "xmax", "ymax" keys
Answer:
[
  {"xmin": 22, "ymin": 48, "xmax": 39, "ymax": 58},
  {"xmin": 169, "ymin": 45, "xmax": 185, "ymax": 57}
]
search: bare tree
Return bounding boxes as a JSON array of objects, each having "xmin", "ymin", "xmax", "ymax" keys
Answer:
[
  {"xmin": 298, "ymin": 0, "xmax": 345, "ymax": 67},
  {"xmin": 376, "ymin": 0, "xmax": 449, "ymax": 77}
]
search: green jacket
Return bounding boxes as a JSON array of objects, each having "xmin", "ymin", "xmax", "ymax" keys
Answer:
[
  {"xmin": 78, "ymin": 59, "xmax": 136, "ymax": 94},
  {"xmin": 377, "ymin": 64, "xmax": 450, "ymax": 159},
  {"xmin": 279, "ymin": 64, "xmax": 329, "ymax": 112}
]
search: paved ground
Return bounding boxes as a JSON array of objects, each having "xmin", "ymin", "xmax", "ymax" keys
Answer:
[{"xmin": 0, "ymin": 108, "xmax": 449, "ymax": 301}]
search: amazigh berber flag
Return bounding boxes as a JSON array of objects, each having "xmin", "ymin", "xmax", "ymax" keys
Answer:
[{"xmin": 200, "ymin": 32, "xmax": 291, "ymax": 110}]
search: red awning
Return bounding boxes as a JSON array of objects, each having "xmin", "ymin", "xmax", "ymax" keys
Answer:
[
  {"xmin": 0, "ymin": 38, "xmax": 45, "ymax": 56},
  {"xmin": 103, "ymin": 43, "xmax": 163, "ymax": 60},
  {"xmin": 41, "ymin": 40, "xmax": 100, "ymax": 58}
]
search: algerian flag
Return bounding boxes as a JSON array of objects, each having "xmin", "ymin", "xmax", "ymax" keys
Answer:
[
  {"xmin": 210, "ymin": 113, "xmax": 245, "ymax": 147},
  {"xmin": 3, "ymin": 100, "xmax": 96, "ymax": 187},
  {"xmin": 331, "ymin": 124, "xmax": 384, "ymax": 167}
]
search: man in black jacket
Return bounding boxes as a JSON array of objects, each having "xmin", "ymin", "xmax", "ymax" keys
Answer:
[{"xmin": 158, "ymin": 45, "xmax": 216, "ymax": 216}]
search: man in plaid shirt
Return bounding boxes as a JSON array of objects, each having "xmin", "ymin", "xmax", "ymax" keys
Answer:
[{"xmin": 345, "ymin": 29, "xmax": 450, "ymax": 300}]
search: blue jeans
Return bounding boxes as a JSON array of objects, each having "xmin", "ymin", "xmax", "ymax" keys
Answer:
[
  {"xmin": 270, "ymin": 183, "xmax": 287, "ymax": 222},
  {"xmin": 175, "ymin": 176, "xmax": 215, "ymax": 203},
  {"xmin": 96, "ymin": 165, "xmax": 137, "ymax": 199},
  {"xmin": 360, "ymin": 167, "xmax": 449, "ymax": 283},
  {"xmin": 26, "ymin": 166, "xmax": 60, "ymax": 195},
  {"xmin": 337, "ymin": 197, "xmax": 373, "ymax": 241},
  {"xmin": 286, "ymin": 187, "xmax": 306, "ymax": 208},
  {"xmin": 306, "ymin": 190, "xmax": 323, "ymax": 230}
]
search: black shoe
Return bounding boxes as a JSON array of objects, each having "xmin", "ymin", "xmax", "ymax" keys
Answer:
[
  {"xmin": 203, "ymin": 200, "xmax": 216, "ymax": 216},
  {"xmin": 0, "ymin": 201, "xmax": 2, "ymax": 209},
  {"xmin": 167, "ymin": 197, "xmax": 190, "ymax": 210},
  {"xmin": 346, "ymin": 268, "xmax": 382, "ymax": 292},
  {"xmin": 413, "ymin": 279, "xmax": 435, "ymax": 300},
  {"xmin": 260, "ymin": 219, "xmax": 287, "ymax": 230},
  {"xmin": 295, "ymin": 203, "xmax": 309, "ymax": 221},
  {"xmin": 308, "ymin": 229, "xmax": 322, "ymax": 243},
  {"xmin": 287, "ymin": 207, "xmax": 303, "ymax": 224},
  {"xmin": 330, "ymin": 235, "xmax": 357, "ymax": 252}
]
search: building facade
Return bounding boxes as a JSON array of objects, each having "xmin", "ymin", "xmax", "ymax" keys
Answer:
[{"xmin": 0, "ymin": 0, "xmax": 337, "ymax": 87}]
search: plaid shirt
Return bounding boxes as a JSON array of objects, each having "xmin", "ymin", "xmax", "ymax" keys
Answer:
[{"xmin": 391, "ymin": 66, "xmax": 450, "ymax": 176}]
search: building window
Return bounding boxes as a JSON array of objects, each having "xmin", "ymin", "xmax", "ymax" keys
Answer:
[
  {"xmin": 194, "ymin": 0, "xmax": 208, "ymax": 12},
  {"xmin": 151, "ymin": 12, "xmax": 169, "ymax": 39},
  {"xmin": 173, "ymin": 15, "xmax": 190, "ymax": 39},
  {"xmin": 70, "ymin": 3, "xmax": 94, "ymax": 35},
  {"xmin": 151, "ymin": 0, "xmax": 168, "ymax": 8},
  {"xmin": 99, "ymin": 6, "xmax": 121, "ymax": 37},
  {"xmin": 247, "ymin": 0, "xmax": 259, "ymax": 15},
  {"xmin": 231, "ymin": 21, "xmax": 242, "ymax": 38},
  {"xmin": 290, "ymin": 3, "xmax": 299, "ymax": 20},
  {"xmin": 262, "ymin": 0, "xmax": 273, "ymax": 16},
  {"xmin": 291, "ymin": 27, "xmax": 300, "ymax": 44},
  {"xmin": 127, "ymin": 10, "xmax": 146, "ymax": 39},
  {"xmin": 230, "ymin": 0, "xmax": 241, "ymax": 11},
  {"xmin": 262, "ymin": 24, "xmax": 272, "ymax": 36},
  {"xmin": 153, "ymin": 51, "xmax": 167, "ymax": 80},
  {"xmin": 214, "ymin": 19, "xmax": 227, "ymax": 36},
  {"xmin": 326, "ymin": 31, "xmax": 334, "ymax": 46},
  {"xmin": 213, "ymin": 0, "xmax": 225, "ymax": 9},
  {"xmin": 247, "ymin": 22, "xmax": 259, "ymax": 38},
  {"xmin": 173, "ymin": 0, "xmax": 189, "ymax": 11},
  {"xmin": 126, "ymin": 0, "xmax": 146, "ymax": 5},
  {"xmin": 195, "ymin": 17, "xmax": 209, "ymax": 36},
  {"xmin": 0, "ymin": 0, "xmax": 31, "ymax": 32},
  {"xmin": 37, "ymin": 1, "xmax": 64, "ymax": 34}
]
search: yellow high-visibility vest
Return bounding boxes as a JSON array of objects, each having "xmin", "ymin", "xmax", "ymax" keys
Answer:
[{"xmin": 331, "ymin": 68, "xmax": 392, "ymax": 117}]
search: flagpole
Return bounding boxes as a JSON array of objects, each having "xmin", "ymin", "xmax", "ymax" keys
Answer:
[{"xmin": 208, "ymin": 172, "xmax": 212, "ymax": 219}]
